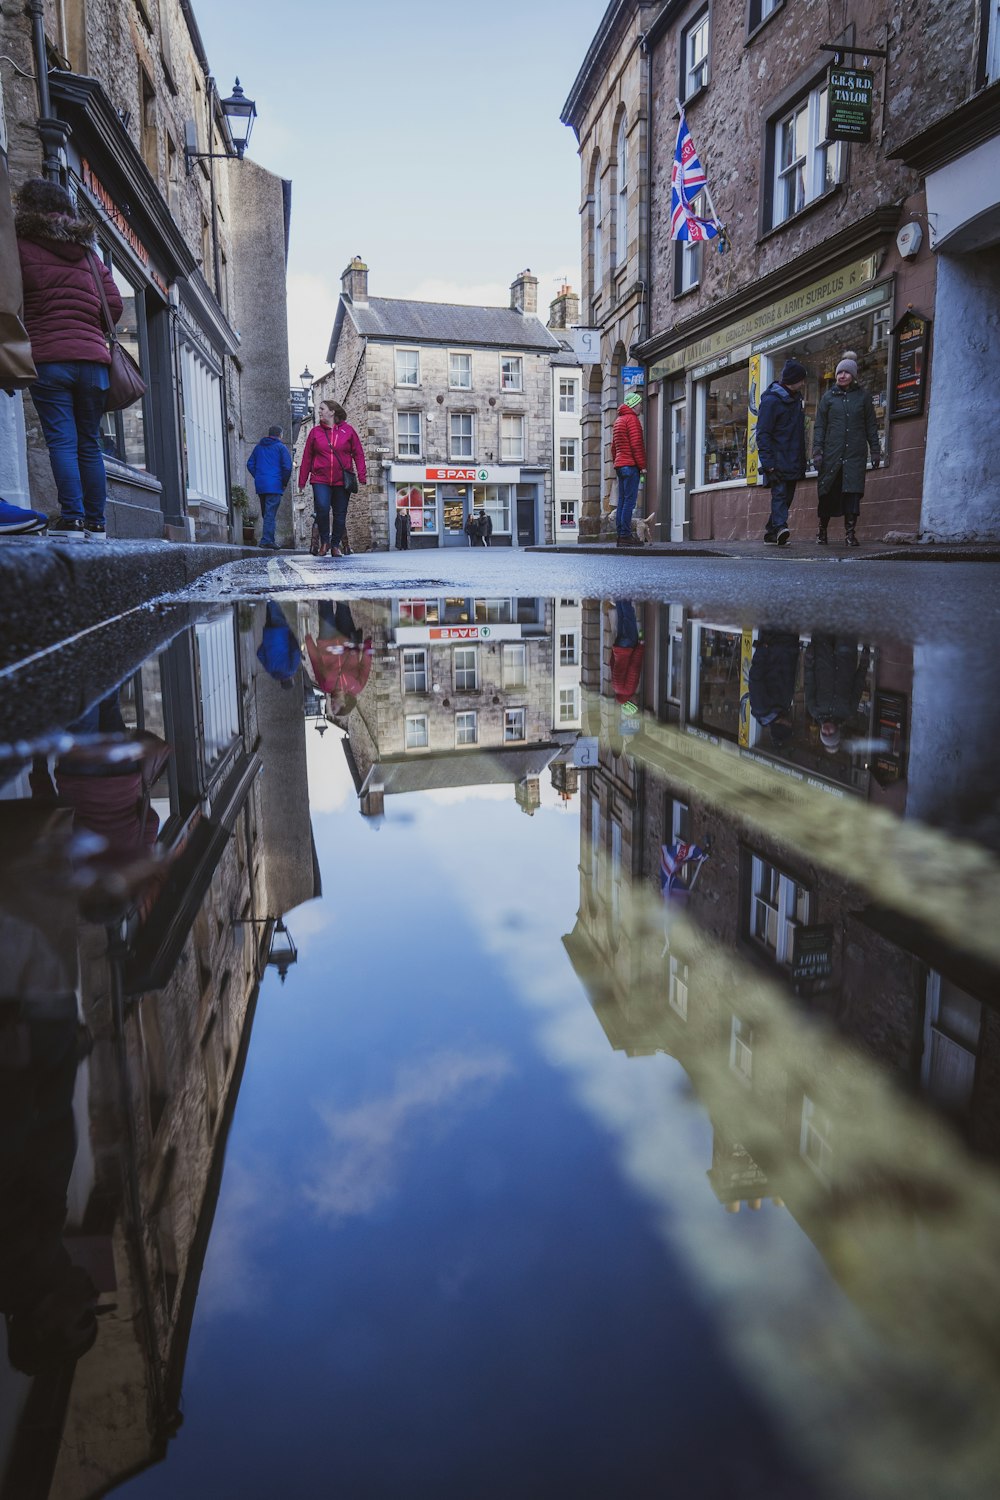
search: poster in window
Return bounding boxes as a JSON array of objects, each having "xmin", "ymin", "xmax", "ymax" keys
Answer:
[{"xmin": 890, "ymin": 311, "xmax": 930, "ymax": 419}]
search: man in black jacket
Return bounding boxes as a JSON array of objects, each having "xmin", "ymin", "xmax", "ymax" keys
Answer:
[{"xmin": 756, "ymin": 358, "xmax": 808, "ymax": 546}]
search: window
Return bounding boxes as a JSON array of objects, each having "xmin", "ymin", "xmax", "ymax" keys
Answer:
[
  {"xmin": 559, "ymin": 378, "xmax": 578, "ymax": 413},
  {"xmin": 395, "ymin": 484, "xmax": 437, "ymax": 533},
  {"xmin": 474, "ymin": 483, "xmax": 512, "ymax": 533},
  {"xmin": 450, "ymin": 412, "xmax": 474, "ymax": 459},
  {"xmin": 194, "ymin": 617, "xmax": 240, "ymax": 768},
  {"xmin": 748, "ymin": 0, "xmax": 781, "ymax": 33},
  {"xmin": 504, "ymin": 707, "xmax": 526, "ymax": 741},
  {"xmin": 455, "ymin": 710, "xmax": 478, "ymax": 746},
  {"xmin": 667, "ymin": 800, "xmax": 697, "ymax": 887},
  {"xmin": 397, "ymin": 411, "xmax": 421, "ymax": 457},
  {"xmin": 989, "ymin": 2, "xmax": 1000, "ymax": 83},
  {"xmin": 402, "ymin": 648, "xmax": 428, "ymax": 694},
  {"xmin": 690, "ymin": 624, "xmax": 742, "ymax": 738},
  {"xmin": 681, "ymin": 9, "xmax": 710, "ymax": 101},
  {"xmin": 449, "ymin": 352, "xmax": 472, "ymax": 389},
  {"xmin": 501, "ymin": 414, "xmax": 525, "ymax": 461},
  {"xmin": 559, "ymin": 632, "xmax": 578, "ymax": 666},
  {"xmin": 559, "ymin": 686, "xmax": 579, "ymax": 723},
  {"xmin": 675, "ymin": 190, "xmax": 705, "ymax": 294},
  {"xmin": 165, "ymin": 133, "xmax": 180, "ymax": 216},
  {"xmin": 398, "ymin": 596, "xmax": 440, "ymax": 623},
  {"xmin": 800, "ymin": 1096, "xmax": 833, "ymax": 1178},
  {"xmin": 610, "ymin": 820, "xmax": 622, "ymax": 921},
  {"xmin": 770, "ymin": 83, "xmax": 842, "ymax": 229},
  {"xmin": 404, "ymin": 714, "xmax": 429, "ymax": 749},
  {"xmin": 592, "ymin": 155, "xmax": 603, "ymax": 295},
  {"xmin": 590, "ymin": 796, "xmax": 601, "ymax": 893},
  {"xmin": 700, "ymin": 364, "xmax": 749, "ymax": 483},
  {"xmin": 616, "ymin": 115, "xmax": 629, "ymax": 263},
  {"xmin": 668, "ymin": 957, "xmax": 689, "ymax": 1020},
  {"xmin": 181, "ymin": 340, "xmax": 226, "ymax": 504},
  {"xmin": 100, "ymin": 261, "xmax": 147, "ymax": 469},
  {"xmin": 474, "ymin": 598, "xmax": 514, "ymax": 623},
  {"xmin": 749, "ymin": 854, "xmax": 811, "ymax": 965},
  {"xmin": 454, "ymin": 646, "xmax": 478, "ymax": 691},
  {"xmin": 395, "ymin": 348, "xmax": 420, "ymax": 386},
  {"xmin": 730, "ymin": 1016, "xmax": 754, "ymax": 1083},
  {"xmin": 922, "ymin": 973, "xmax": 982, "ymax": 1116},
  {"xmin": 559, "ymin": 437, "xmax": 578, "ymax": 473},
  {"xmin": 500, "ymin": 356, "xmax": 523, "ymax": 391},
  {"xmin": 768, "ymin": 303, "xmax": 891, "ymax": 459},
  {"xmin": 559, "ymin": 500, "xmax": 577, "ymax": 529},
  {"xmin": 503, "ymin": 643, "xmax": 527, "ymax": 688}
]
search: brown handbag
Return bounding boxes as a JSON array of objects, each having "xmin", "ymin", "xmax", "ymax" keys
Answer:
[{"xmin": 87, "ymin": 253, "xmax": 147, "ymax": 411}]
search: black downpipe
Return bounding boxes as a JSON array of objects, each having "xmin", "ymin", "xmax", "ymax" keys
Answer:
[{"xmin": 26, "ymin": 0, "xmax": 70, "ymax": 181}]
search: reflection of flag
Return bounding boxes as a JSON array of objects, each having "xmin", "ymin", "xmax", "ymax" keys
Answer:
[
  {"xmin": 660, "ymin": 841, "xmax": 708, "ymax": 902},
  {"xmin": 670, "ymin": 112, "xmax": 722, "ymax": 243}
]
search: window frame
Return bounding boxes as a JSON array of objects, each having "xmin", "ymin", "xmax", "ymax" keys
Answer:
[
  {"xmin": 559, "ymin": 685, "xmax": 579, "ymax": 723},
  {"xmin": 453, "ymin": 645, "xmax": 479, "ymax": 693},
  {"xmin": 615, "ymin": 114, "xmax": 629, "ymax": 267},
  {"xmin": 455, "ymin": 709, "xmax": 478, "ymax": 746},
  {"xmin": 500, "ymin": 355, "xmax": 524, "ymax": 392},
  {"xmin": 674, "ymin": 189, "xmax": 705, "ymax": 296},
  {"xmin": 729, "ymin": 1015, "xmax": 754, "ymax": 1084},
  {"xmin": 668, "ymin": 956, "xmax": 690, "ymax": 1019},
  {"xmin": 396, "ymin": 410, "xmax": 422, "ymax": 458},
  {"xmin": 591, "ymin": 154, "xmax": 604, "ymax": 297},
  {"xmin": 559, "ymin": 499, "xmax": 577, "ymax": 530},
  {"xmin": 747, "ymin": 852, "xmax": 813, "ymax": 967},
  {"xmin": 746, "ymin": 0, "xmax": 783, "ymax": 41},
  {"xmin": 449, "ymin": 350, "xmax": 473, "ymax": 390},
  {"xmin": 680, "ymin": 7, "xmax": 711, "ymax": 103},
  {"xmin": 558, "ymin": 377, "xmax": 579, "ymax": 413},
  {"xmin": 504, "ymin": 706, "xmax": 526, "ymax": 742},
  {"xmin": 401, "ymin": 647, "xmax": 428, "ymax": 695},
  {"xmin": 395, "ymin": 347, "xmax": 420, "ymax": 388},
  {"xmin": 501, "ymin": 413, "xmax": 525, "ymax": 462},
  {"xmin": 766, "ymin": 80, "xmax": 843, "ymax": 232},
  {"xmin": 503, "ymin": 642, "xmax": 527, "ymax": 688},
  {"xmin": 559, "ymin": 437, "xmax": 578, "ymax": 473},
  {"xmin": 404, "ymin": 713, "xmax": 429, "ymax": 750},
  {"xmin": 449, "ymin": 411, "xmax": 475, "ymax": 460},
  {"xmin": 559, "ymin": 631, "xmax": 579, "ymax": 667}
]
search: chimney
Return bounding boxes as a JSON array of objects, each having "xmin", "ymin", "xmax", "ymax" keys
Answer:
[
  {"xmin": 510, "ymin": 268, "xmax": 538, "ymax": 315},
  {"xmin": 341, "ymin": 255, "xmax": 369, "ymax": 305},
  {"xmin": 548, "ymin": 283, "xmax": 580, "ymax": 331}
]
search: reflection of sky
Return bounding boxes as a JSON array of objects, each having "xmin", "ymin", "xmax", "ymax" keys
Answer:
[{"xmin": 120, "ymin": 737, "xmax": 813, "ymax": 1499}]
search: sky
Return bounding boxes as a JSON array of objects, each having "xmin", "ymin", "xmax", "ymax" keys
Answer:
[{"xmin": 195, "ymin": 0, "xmax": 611, "ymax": 381}]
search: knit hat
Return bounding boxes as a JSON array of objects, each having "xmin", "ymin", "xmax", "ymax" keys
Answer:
[
  {"xmin": 624, "ymin": 390, "xmax": 643, "ymax": 409},
  {"xmin": 819, "ymin": 722, "xmax": 842, "ymax": 752},
  {"xmin": 836, "ymin": 350, "xmax": 859, "ymax": 379},
  {"xmin": 780, "ymin": 359, "xmax": 808, "ymax": 385}
]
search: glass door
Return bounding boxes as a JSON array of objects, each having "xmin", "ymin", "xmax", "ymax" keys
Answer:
[
  {"xmin": 670, "ymin": 400, "xmax": 687, "ymax": 541},
  {"xmin": 442, "ymin": 486, "xmax": 469, "ymax": 546}
]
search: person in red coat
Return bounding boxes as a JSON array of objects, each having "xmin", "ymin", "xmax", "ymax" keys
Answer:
[
  {"xmin": 16, "ymin": 179, "xmax": 123, "ymax": 541},
  {"xmin": 297, "ymin": 399, "xmax": 366, "ymax": 557},
  {"xmin": 611, "ymin": 392, "xmax": 647, "ymax": 544}
]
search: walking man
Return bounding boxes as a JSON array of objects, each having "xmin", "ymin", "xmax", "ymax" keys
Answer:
[
  {"xmin": 611, "ymin": 391, "xmax": 646, "ymax": 545},
  {"xmin": 756, "ymin": 359, "xmax": 808, "ymax": 546},
  {"xmin": 247, "ymin": 425, "xmax": 292, "ymax": 551}
]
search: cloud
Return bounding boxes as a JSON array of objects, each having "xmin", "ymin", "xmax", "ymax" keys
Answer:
[
  {"xmin": 304, "ymin": 1049, "xmax": 513, "ymax": 1221},
  {"xmin": 198, "ymin": 1160, "xmax": 286, "ymax": 1319}
]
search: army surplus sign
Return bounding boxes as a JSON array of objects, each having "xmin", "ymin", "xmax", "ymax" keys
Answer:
[{"xmin": 828, "ymin": 66, "xmax": 875, "ymax": 142}]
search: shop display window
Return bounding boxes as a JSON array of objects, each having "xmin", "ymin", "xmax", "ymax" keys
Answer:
[
  {"xmin": 768, "ymin": 307, "xmax": 891, "ymax": 456},
  {"xmin": 700, "ymin": 366, "xmax": 748, "ymax": 484},
  {"xmin": 395, "ymin": 484, "xmax": 437, "ymax": 533},
  {"xmin": 397, "ymin": 597, "xmax": 440, "ymax": 624},
  {"xmin": 100, "ymin": 260, "xmax": 148, "ymax": 470},
  {"xmin": 690, "ymin": 625, "xmax": 742, "ymax": 740},
  {"xmin": 473, "ymin": 483, "xmax": 512, "ymax": 533}
]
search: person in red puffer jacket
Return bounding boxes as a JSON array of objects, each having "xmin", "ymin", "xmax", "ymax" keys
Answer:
[
  {"xmin": 16, "ymin": 179, "xmax": 123, "ymax": 541},
  {"xmin": 611, "ymin": 392, "xmax": 647, "ymax": 544}
]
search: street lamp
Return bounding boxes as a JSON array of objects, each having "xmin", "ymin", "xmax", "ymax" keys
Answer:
[
  {"xmin": 186, "ymin": 78, "xmax": 258, "ymax": 173},
  {"xmin": 300, "ymin": 366, "xmax": 314, "ymax": 392},
  {"xmin": 265, "ymin": 919, "xmax": 298, "ymax": 984}
]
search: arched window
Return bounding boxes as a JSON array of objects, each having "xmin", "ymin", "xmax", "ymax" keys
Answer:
[
  {"xmin": 592, "ymin": 155, "xmax": 603, "ymax": 296},
  {"xmin": 616, "ymin": 117, "xmax": 629, "ymax": 266}
]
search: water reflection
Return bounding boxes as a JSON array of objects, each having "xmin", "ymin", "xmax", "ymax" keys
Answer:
[{"xmin": 0, "ymin": 591, "xmax": 998, "ymax": 1497}]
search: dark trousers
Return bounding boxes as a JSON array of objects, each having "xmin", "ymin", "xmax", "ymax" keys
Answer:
[
  {"xmin": 615, "ymin": 466, "xmax": 640, "ymax": 536},
  {"xmin": 312, "ymin": 484, "xmax": 349, "ymax": 545},
  {"xmin": 768, "ymin": 479, "xmax": 796, "ymax": 531},
  {"xmin": 30, "ymin": 361, "xmax": 110, "ymax": 522}
]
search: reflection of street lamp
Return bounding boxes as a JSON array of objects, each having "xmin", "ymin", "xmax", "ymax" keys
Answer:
[{"xmin": 232, "ymin": 916, "xmax": 299, "ymax": 984}]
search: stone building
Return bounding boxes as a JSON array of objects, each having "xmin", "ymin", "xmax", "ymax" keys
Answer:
[
  {"xmin": 547, "ymin": 284, "xmax": 584, "ymax": 541},
  {"xmin": 324, "ymin": 258, "xmax": 562, "ymax": 552},
  {"xmin": 0, "ymin": 0, "xmax": 290, "ymax": 539},
  {"xmin": 561, "ymin": 1, "xmax": 661, "ymax": 540}
]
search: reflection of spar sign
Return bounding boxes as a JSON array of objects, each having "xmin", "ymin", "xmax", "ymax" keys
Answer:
[{"xmin": 429, "ymin": 626, "xmax": 491, "ymax": 640}]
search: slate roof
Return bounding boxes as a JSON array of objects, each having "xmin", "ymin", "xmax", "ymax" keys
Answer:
[{"xmin": 335, "ymin": 296, "xmax": 562, "ymax": 356}]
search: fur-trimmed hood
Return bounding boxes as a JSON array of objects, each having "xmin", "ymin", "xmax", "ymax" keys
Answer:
[{"xmin": 15, "ymin": 211, "xmax": 96, "ymax": 261}]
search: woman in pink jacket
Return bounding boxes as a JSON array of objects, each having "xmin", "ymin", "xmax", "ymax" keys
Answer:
[{"xmin": 297, "ymin": 399, "xmax": 366, "ymax": 557}]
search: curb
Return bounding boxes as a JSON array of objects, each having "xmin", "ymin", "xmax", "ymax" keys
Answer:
[{"xmin": 527, "ymin": 543, "xmax": 1000, "ymax": 562}]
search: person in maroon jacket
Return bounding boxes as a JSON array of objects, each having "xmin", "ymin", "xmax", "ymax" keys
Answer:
[
  {"xmin": 297, "ymin": 399, "xmax": 366, "ymax": 557},
  {"xmin": 610, "ymin": 392, "xmax": 647, "ymax": 544},
  {"xmin": 16, "ymin": 179, "xmax": 123, "ymax": 541}
]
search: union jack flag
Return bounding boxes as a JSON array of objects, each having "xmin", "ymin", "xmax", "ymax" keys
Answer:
[
  {"xmin": 660, "ymin": 841, "xmax": 709, "ymax": 903},
  {"xmin": 670, "ymin": 112, "xmax": 723, "ymax": 244}
]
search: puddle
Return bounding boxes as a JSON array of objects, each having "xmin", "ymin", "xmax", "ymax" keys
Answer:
[{"xmin": 1, "ymin": 591, "xmax": 999, "ymax": 1499}]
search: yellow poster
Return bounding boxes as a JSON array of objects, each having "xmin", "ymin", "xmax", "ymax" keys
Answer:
[
  {"xmin": 739, "ymin": 629, "xmax": 754, "ymax": 747},
  {"xmin": 747, "ymin": 356, "xmax": 761, "ymax": 488}
]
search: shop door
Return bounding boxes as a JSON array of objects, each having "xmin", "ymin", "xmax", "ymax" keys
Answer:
[
  {"xmin": 670, "ymin": 400, "xmax": 687, "ymax": 541},
  {"xmin": 516, "ymin": 494, "xmax": 536, "ymax": 547},
  {"xmin": 442, "ymin": 487, "xmax": 468, "ymax": 546}
]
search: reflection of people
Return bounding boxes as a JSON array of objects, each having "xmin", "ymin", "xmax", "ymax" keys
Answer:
[
  {"xmin": 757, "ymin": 358, "xmax": 808, "ymax": 547},
  {"xmin": 394, "ymin": 508, "xmax": 411, "ymax": 550},
  {"xmin": 805, "ymin": 636, "xmax": 871, "ymax": 754},
  {"xmin": 256, "ymin": 601, "xmax": 301, "ymax": 687},
  {"xmin": 608, "ymin": 600, "xmax": 644, "ymax": 704},
  {"xmin": 304, "ymin": 602, "xmax": 372, "ymax": 721},
  {"xmin": 297, "ymin": 399, "xmax": 366, "ymax": 558},
  {"xmin": 16, "ymin": 178, "xmax": 124, "ymax": 541},
  {"xmin": 247, "ymin": 425, "xmax": 293, "ymax": 551},
  {"xmin": 748, "ymin": 630, "xmax": 800, "ymax": 746},
  {"xmin": 611, "ymin": 393, "xmax": 647, "ymax": 544},
  {"xmin": 812, "ymin": 352, "xmax": 881, "ymax": 548}
]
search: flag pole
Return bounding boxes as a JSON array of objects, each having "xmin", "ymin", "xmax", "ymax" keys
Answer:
[{"xmin": 674, "ymin": 97, "xmax": 725, "ymax": 240}]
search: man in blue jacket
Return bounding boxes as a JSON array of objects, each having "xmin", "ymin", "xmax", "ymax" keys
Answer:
[
  {"xmin": 756, "ymin": 359, "xmax": 808, "ymax": 546},
  {"xmin": 247, "ymin": 425, "xmax": 293, "ymax": 550}
]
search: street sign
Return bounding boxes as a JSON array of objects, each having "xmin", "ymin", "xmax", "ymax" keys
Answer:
[
  {"xmin": 570, "ymin": 327, "xmax": 601, "ymax": 363},
  {"xmin": 827, "ymin": 66, "xmax": 874, "ymax": 142},
  {"xmin": 792, "ymin": 924, "xmax": 835, "ymax": 986},
  {"xmin": 622, "ymin": 365, "xmax": 645, "ymax": 395}
]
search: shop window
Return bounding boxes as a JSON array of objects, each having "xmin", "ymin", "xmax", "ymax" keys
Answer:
[
  {"xmin": 730, "ymin": 1016, "xmax": 754, "ymax": 1083},
  {"xmin": 501, "ymin": 414, "xmax": 525, "ymax": 461},
  {"xmin": 504, "ymin": 707, "xmax": 526, "ymax": 742},
  {"xmin": 395, "ymin": 484, "xmax": 437, "ymax": 534},
  {"xmin": 800, "ymin": 1096, "xmax": 833, "ymax": 1178},
  {"xmin": 449, "ymin": 352, "xmax": 472, "ymax": 389},
  {"xmin": 99, "ymin": 261, "xmax": 148, "ymax": 470},
  {"xmin": 668, "ymin": 957, "xmax": 689, "ymax": 1020},
  {"xmin": 473, "ymin": 483, "xmax": 511, "ymax": 532},
  {"xmin": 559, "ymin": 437, "xmax": 578, "ymax": 473},
  {"xmin": 559, "ymin": 686, "xmax": 579, "ymax": 723},
  {"xmin": 503, "ymin": 642, "xmax": 527, "ymax": 688},
  {"xmin": 501, "ymin": 355, "xmax": 523, "ymax": 392},
  {"xmin": 455, "ymin": 710, "xmax": 478, "ymax": 746},
  {"xmin": 559, "ymin": 499, "xmax": 577, "ymax": 529},
  {"xmin": 475, "ymin": 598, "xmax": 514, "ymax": 623},
  {"xmin": 559, "ymin": 631, "xmax": 578, "ymax": 666},
  {"xmin": 922, "ymin": 973, "xmax": 982, "ymax": 1116},
  {"xmin": 699, "ymin": 364, "xmax": 748, "ymax": 484},
  {"xmin": 402, "ymin": 648, "xmax": 428, "ymax": 694},
  {"xmin": 768, "ymin": 83, "xmax": 842, "ymax": 229},
  {"xmin": 397, "ymin": 411, "xmax": 421, "ymax": 457},
  {"xmin": 674, "ymin": 191, "xmax": 705, "ymax": 294},
  {"xmin": 765, "ymin": 304, "xmax": 891, "ymax": 458},
  {"xmin": 454, "ymin": 646, "xmax": 478, "ymax": 692},
  {"xmin": 398, "ymin": 596, "xmax": 440, "ymax": 624},
  {"xmin": 404, "ymin": 714, "xmax": 429, "ymax": 750},
  {"xmin": 559, "ymin": 378, "xmax": 578, "ymax": 413},
  {"xmin": 681, "ymin": 8, "xmax": 710, "ymax": 102},
  {"xmin": 450, "ymin": 412, "xmax": 474, "ymax": 459},
  {"xmin": 747, "ymin": 0, "xmax": 781, "ymax": 35},
  {"xmin": 615, "ymin": 114, "xmax": 629, "ymax": 265},
  {"xmin": 181, "ymin": 341, "xmax": 226, "ymax": 505},
  {"xmin": 395, "ymin": 348, "xmax": 420, "ymax": 387},
  {"xmin": 748, "ymin": 854, "xmax": 812, "ymax": 966},
  {"xmin": 690, "ymin": 624, "xmax": 742, "ymax": 739}
]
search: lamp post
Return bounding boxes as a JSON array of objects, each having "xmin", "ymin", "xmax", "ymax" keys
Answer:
[{"xmin": 186, "ymin": 78, "xmax": 258, "ymax": 173}]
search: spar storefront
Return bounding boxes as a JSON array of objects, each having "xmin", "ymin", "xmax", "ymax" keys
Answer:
[
  {"xmin": 643, "ymin": 246, "xmax": 931, "ymax": 543},
  {"xmin": 390, "ymin": 464, "xmax": 541, "ymax": 548}
]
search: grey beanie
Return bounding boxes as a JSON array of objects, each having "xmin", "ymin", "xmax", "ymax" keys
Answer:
[{"xmin": 836, "ymin": 351, "xmax": 859, "ymax": 379}]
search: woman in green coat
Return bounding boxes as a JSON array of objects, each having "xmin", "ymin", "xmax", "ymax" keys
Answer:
[{"xmin": 811, "ymin": 352, "xmax": 882, "ymax": 547}]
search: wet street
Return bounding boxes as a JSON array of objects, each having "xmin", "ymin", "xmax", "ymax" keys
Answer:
[{"xmin": 2, "ymin": 554, "xmax": 999, "ymax": 1499}]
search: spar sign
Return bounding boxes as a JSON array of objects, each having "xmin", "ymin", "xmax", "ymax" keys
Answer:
[
  {"xmin": 430, "ymin": 626, "xmax": 492, "ymax": 640},
  {"xmin": 425, "ymin": 467, "xmax": 490, "ymax": 483}
]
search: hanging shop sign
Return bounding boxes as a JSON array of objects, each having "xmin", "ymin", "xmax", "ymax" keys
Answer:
[
  {"xmin": 290, "ymin": 389, "xmax": 310, "ymax": 422},
  {"xmin": 827, "ymin": 66, "xmax": 875, "ymax": 143},
  {"xmin": 889, "ymin": 310, "xmax": 930, "ymax": 419},
  {"xmin": 78, "ymin": 159, "xmax": 169, "ymax": 297},
  {"xmin": 792, "ymin": 924, "xmax": 835, "ymax": 986},
  {"xmin": 570, "ymin": 327, "xmax": 601, "ymax": 363},
  {"xmin": 871, "ymin": 690, "xmax": 908, "ymax": 787}
]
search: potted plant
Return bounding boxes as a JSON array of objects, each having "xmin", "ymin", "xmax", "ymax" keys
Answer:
[{"xmin": 231, "ymin": 484, "xmax": 257, "ymax": 545}]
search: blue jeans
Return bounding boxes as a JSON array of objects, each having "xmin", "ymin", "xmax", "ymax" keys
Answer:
[
  {"xmin": 259, "ymin": 493, "xmax": 282, "ymax": 546},
  {"xmin": 312, "ymin": 484, "xmax": 349, "ymax": 546},
  {"xmin": 768, "ymin": 479, "xmax": 797, "ymax": 531},
  {"xmin": 615, "ymin": 466, "xmax": 640, "ymax": 537},
  {"xmin": 30, "ymin": 361, "xmax": 111, "ymax": 522},
  {"xmin": 614, "ymin": 599, "xmax": 639, "ymax": 648}
]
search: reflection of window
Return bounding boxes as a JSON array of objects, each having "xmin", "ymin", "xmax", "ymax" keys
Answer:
[
  {"xmin": 402, "ymin": 648, "xmax": 427, "ymax": 694},
  {"xmin": 449, "ymin": 352, "xmax": 472, "ymax": 389},
  {"xmin": 559, "ymin": 378, "xmax": 578, "ymax": 413},
  {"xmin": 397, "ymin": 411, "xmax": 421, "ymax": 456},
  {"xmin": 559, "ymin": 438, "xmax": 578, "ymax": 472},
  {"xmin": 194, "ymin": 616, "xmax": 240, "ymax": 768},
  {"xmin": 398, "ymin": 596, "xmax": 439, "ymax": 623},
  {"xmin": 730, "ymin": 1015, "xmax": 753, "ymax": 1083},
  {"xmin": 455, "ymin": 710, "xmax": 478, "ymax": 746},
  {"xmin": 181, "ymin": 340, "xmax": 226, "ymax": 504},
  {"xmin": 475, "ymin": 598, "xmax": 513, "ymax": 623},
  {"xmin": 590, "ymin": 796, "xmax": 601, "ymax": 892},
  {"xmin": 404, "ymin": 714, "xmax": 429, "ymax": 749},
  {"xmin": 681, "ymin": 9, "xmax": 710, "ymax": 100},
  {"xmin": 559, "ymin": 632, "xmax": 578, "ymax": 666},
  {"xmin": 800, "ymin": 1096, "xmax": 833, "ymax": 1177},
  {"xmin": 559, "ymin": 686, "xmax": 579, "ymax": 722},
  {"xmin": 501, "ymin": 356, "xmax": 523, "ymax": 391},
  {"xmin": 450, "ymin": 413, "xmax": 474, "ymax": 459},
  {"xmin": 474, "ymin": 483, "xmax": 511, "ymax": 532},
  {"xmin": 504, "ymin": 707, "xmax": 526, "ymax": 741},
  {"xmin": 700, "ymin": 365, "xmax": 749, "ymax": 484},
  {"xmin": 100, "ymin": 260, "xmax": 147, "ymax": 469},
  {"xmin": 501, "ymin": 413, "xmax": 525, "ymax": 461},
  {"xmin": 922, "ymin": 973, "xmax": 982, "ymax": 1116},
  {"xmin": 559, "ymin": 499, "xmax": 576, "ymax": 529},
  {"xmin": 395, "ymin": 484, "xmax": 437, "ymax": 534},
  {"xmin": 503, "ymin": 643, "xmax": 527, "ymax": 688},
  {"xmin": 611, "ymin": 820, "xmax": 622, "ymax": 920},
  {"xmin": 749, "ymin": 854, "xmax": 811, "ymax": 965},
  {"xmin": 989, "ymin": 3, "xmax": 1000, "ymax": 84},
  {"xmin": 454, "ymin": 646, "xmax": 478, "ymax": 691},
  {"xmin": 395, "ymin": 348, "xmax": 419, "ymax": 386},
  {"xmin": 668, "ymin": 957, "xmax": 689, "ymax": 1019},
  {"xmin": 769, "ymin": 84, "xmax": 842, "ymax": 228},
  {"xmin": 690, "ymin": 624, "xmax": 742, "ymax": 739}
]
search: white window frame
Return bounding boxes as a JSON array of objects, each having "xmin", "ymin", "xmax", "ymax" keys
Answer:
[
  {"xmin": 800, "ymin": 1096, "xmax": 833, "ymax": 1178},
  {"xmin": 559, "ymin": 686, "xmax": 579, "ymax": 723},
  {"xmin": 181, "ymin": 342, "xmax": 227, "ymax": 506},
  {"xmin": 395, "ymin": 347, "xmax": 420, "ymax": 387},
  {"xmin": 396, "ymin": 410, "xmax": 421, "ymax": 458},
  {"xmin": 668, "ymin": 957, "xmax": 689, "ymax": 1020},
  {"xmin": 453, "ymin": 645, "xmax": 478, "ymax": 692},
  {"xmin": 610, "ymin": 820, "xmax": 623, "ymax": 922},
  {"xmin": 558, "ymin": 377, "xmax": 578, "ymax": 413},
  {"xmin": 616, "ymin": 115, "xmax": 629, "ymax": 264},
  {"xmin": 504, "ymin": 707, "xmax": 526, "ymax": 742},
  {"xmin": 770, "ymin": 83, "xmax": 842, "ymax": 229},
  {"xmin": 559, "ymin": 499, "xmax": 577, "ymax": 530},
  {"xmin": 501, "ymin": 413, "xmax": 525, "ymax": 462},
  {"xmin": 681, "ymin": 8, "xmax": 710, "ymax": 101},
  {"xmin": 402, "ymin": 647, "xmax": 428, "ymax": 695},
  {"xmin": 729, "ymin": 1015, "xmax": 753, "ymax": 1085},
  {"xmin": 559, "ymin": 631, "xmax": 578, "ymax": 667},
  {"xmin": 449, "ymin": 351, "xmax": 473, "ymax": 390},
  {"xmin": 559, "ymin": 437, "xmax": 578, "ymax": 473},
  {"xmin": 749, "ymin": 854, "xmax": 811, "ymax": 966},
  {"xmin": 500, "ymin": 355, "xmax": 523, "ymax": 392},
  {"xmin": 455, "ymin": 710, "xmax": 478, "ymax": 746},
  {"xmin": 503, "ymin": 642, "xmax": 527, "ymax": 688},
  {"xmin": 449, "ymin": 412, "xmax": 474, "ymax": 460},
  {"xmin": 676, "ymin": 190, "xmax": 705, "ymax": 294},
  {"xmin": 404, "ymin": 713, "xmax": 429, "ymax": 750}
]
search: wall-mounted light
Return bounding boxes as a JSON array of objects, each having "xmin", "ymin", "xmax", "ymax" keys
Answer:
[{"xmin": 185, "ymin": 78, "xmax": 258, "ymax": 174}]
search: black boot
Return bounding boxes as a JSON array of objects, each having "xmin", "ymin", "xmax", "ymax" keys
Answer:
[
  {"xmin": 844, "ymin": 520, "xmax": 860, "ymax": 548},
  {"xmin": 817, "ymin": 519, "xmax": 828, "ymax": 545}
]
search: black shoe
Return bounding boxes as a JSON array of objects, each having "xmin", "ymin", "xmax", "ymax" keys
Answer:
[
  {"xmin": 776, "ymin": 527, "xmax": 791, "ymax": 546},
  {"xmin": 763, "ymin": 529, "xmax": 779, "ymax": 545},
  {"xmin": 259, "ymin": 539, "xmax": 278, "ymax": 550},
  {"xmin": 50, "ymin": 517, "xmax": 86, "ymax": 541},
  {"xmin": 83, "ymin": 519, "xmax": 107, "ymax": 541},
  {"xmin": 817, "ymin": 523, "xmax": 828, "ymax": 545},
  {"xmin": 844, "ymin": 525, "xmax": 860, "ymax": 548}
]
